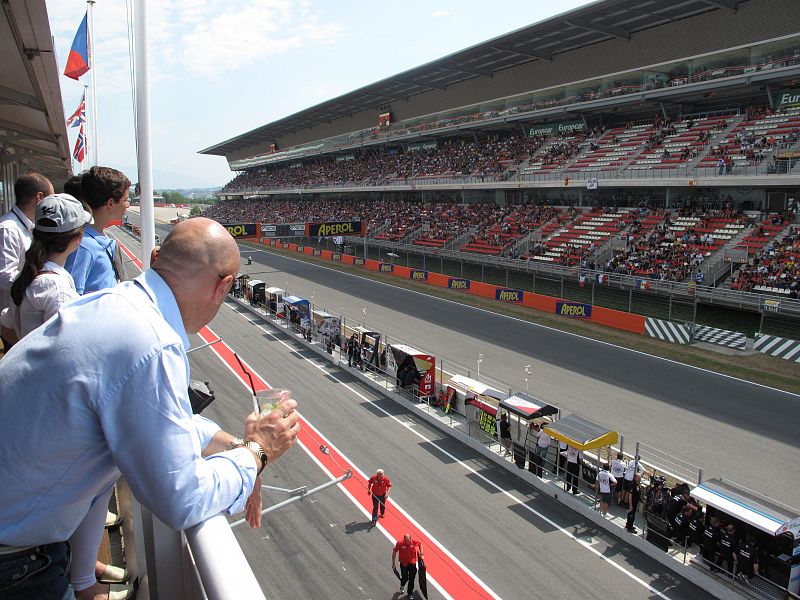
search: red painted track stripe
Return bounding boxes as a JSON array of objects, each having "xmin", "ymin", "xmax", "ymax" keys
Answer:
[{"xmin": 118, "ymin": 238, "xmax": 499, "ymax": 600}]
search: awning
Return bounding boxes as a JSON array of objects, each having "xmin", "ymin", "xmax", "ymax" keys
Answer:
[
  {"xmin": 265, "ymin": 287, "xmax": 284, "ymax": 294},
  {"xmin": 543, "ymin": 414, "xmax": 617, "ymax": 451},
  {"xmin": 246, "ymin": 279, "xmax": 264, "ymax": 288},
  {"xmin": 284, "ymin": 295, "xmax": 308, "ymax": 306},
  {"xmin": 691, "ymin": 479, "xmax": 800, "ymax": 538},
  {"xmin": 448, "ymin": 374, "xmax": 508, "ymax": 401},
  {"xmin": 466, "ymin": 396, "xmax": 497, "ymax": 417},
  {"xmin": 500, "ymin": 392, "xmax": 558, "ymax": 421}
]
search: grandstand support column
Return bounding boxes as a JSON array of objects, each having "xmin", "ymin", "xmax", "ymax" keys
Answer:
[
  {"xmin": 659, "ymin": 102, "xmax": 668, "ymax": 122},
  {"xmin": 766, "ymin": 84, "xmax": 774, "ymax": 109},
  {"xmin": 133, "ymin": 0, "xmax": 155, "ymax": 269}
]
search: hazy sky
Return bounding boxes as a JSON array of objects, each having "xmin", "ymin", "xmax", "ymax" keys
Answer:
[{"xmin": 46, "ymin": 1, "xmax": 594, "ymax": 189}]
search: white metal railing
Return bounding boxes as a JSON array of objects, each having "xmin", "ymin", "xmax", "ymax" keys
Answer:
[{"xmin": 124, "ymin": 492, "xmax": 264, "ymax": 600}]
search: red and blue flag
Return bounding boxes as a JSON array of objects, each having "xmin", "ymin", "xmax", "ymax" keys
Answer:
[
  {"xmin": 73, "ymin": 124, "xmax": 86, "ymax": 163},
  {"xmin": 64, "ymin": 12, "xmax": 90, "ymax": 80}
]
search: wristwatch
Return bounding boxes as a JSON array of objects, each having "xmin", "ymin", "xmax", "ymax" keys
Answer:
[
  {"xmin": 234, "ymin": 440, "xmax": 268, "ymax": 475},
  {"xmin": 225, "ymin": 437, "xmax": 244, "ymax": 451}
]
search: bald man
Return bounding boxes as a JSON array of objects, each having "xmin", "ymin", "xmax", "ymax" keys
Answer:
[{"xmin": 0, "ymin": 218, "xmax": 299, "ymax": 599}]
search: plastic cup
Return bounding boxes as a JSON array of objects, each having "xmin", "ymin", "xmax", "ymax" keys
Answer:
[{"xmin": 255, "ymin": 388, "xmax": 291, "ymax": 415}]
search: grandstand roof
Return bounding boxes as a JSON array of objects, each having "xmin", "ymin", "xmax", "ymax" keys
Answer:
[
  {"xmin": 201, "ymin": 0, "xmax": 743, "ymax": 157},
  {"xmin": 0, "ymin": 0, "xmax": 71, "ymax": 182}
]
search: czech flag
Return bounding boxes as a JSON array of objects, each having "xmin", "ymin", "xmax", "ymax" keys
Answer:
[
  {"xmin": 64, "ymin": 12, "xmax": 90, "ymax": 80},
  {"xmin": 73, "ymin": 124, "xmax": 86, "ymax": 163}
]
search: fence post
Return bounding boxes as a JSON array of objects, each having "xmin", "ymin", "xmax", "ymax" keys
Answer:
[
  {"xmin": 481, "ymin": 263, "xmax": 485, "ymax": 282},
  {"xmin": 560, "ymin": 276, "xmax": 564, "ymax": 299},
  {"xmin": 668, "ymin": 294, "xmax": 673, "ymax": 321},
  {"xmin": 619, "ymin": 434, "xmax": 623, "ymax": 457},
  {"xmin": 628, "ymin": 288, "xmax": 633, "ymax": 313},
  {"xmin": 505, "ymin": 268, "xmax": 509, "ymax": 287},
  {"xmin": 698, "ymin": 468, "xmax": 703, "ymax": 485}
]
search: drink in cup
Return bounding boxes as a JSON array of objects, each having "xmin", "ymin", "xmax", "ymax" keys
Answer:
[{"xmin": 256, "ymin": 388, "xmax": 291, "ymax": 415}]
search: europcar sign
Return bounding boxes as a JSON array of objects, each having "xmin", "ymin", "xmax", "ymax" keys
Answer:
[{"xmin": 223, "ymin": 223, "xmax": 257, "ymax": 238}]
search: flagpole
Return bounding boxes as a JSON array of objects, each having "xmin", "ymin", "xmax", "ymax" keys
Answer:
[
  {"xmin": 133, "ymin": 0, "xmax": 155, "ymax": 269},
  {"xmin": 83, "ymin": 84, "xmax": 89, "ymax": 169},
  {"xmin": 87, "ymin": 0, "xmax": 99, "ymax": 166}
]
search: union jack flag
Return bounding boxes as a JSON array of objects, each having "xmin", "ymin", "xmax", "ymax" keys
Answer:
[
  {"xmin": 66, "ymin": 94, "xmax": 85, "ymax": 128},
  {"xmin": 73, "ymin": 124, "xmax": 86, "ymax": 163}
]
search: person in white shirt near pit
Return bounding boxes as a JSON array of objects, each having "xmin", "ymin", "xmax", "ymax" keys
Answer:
[{"xmin": 596, "ymin": 464, "xmax": 617, "ymax": 517}]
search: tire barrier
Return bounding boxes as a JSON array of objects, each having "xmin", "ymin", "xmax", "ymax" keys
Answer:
[
  {"xmin": 644, "ymin": 318, "xmax": 691, "ymax": 344},
  {"xmin": 691, "ymin": 325, "xmax": 747, "ymax": 350},
  {"xmin": 753, "ymin": 333, "xmax": 800, "ymax": 362}
]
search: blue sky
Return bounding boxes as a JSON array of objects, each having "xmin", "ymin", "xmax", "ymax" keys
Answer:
[{"xmin": 46, "ymin": 0, "xmax": 594, "ymax": 189}]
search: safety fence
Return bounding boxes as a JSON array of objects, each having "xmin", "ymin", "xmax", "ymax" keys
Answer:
[{"xmin": 257, "ymin": 235, "xmax": 800, "ymax": 339}]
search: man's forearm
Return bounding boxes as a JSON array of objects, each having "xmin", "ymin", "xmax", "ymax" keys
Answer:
[{"xmin": 202, "ymin": 429, "xmax": 241, "ymax": 457}]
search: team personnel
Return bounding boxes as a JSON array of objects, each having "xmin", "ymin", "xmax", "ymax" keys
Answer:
[
  {"xmin": 499, "ymin": 413, "xmax": 512, "ymax": 457},
  {"xmin": 392, "ymin": 534, "xmax": 423, "ymax": 597},
  {"xmin": 367, "ymin": 468, "xmax": 392, "ymax": 525},
  {"xmin": 701, "ymin": 518, "xmax": 722, "ymax": 568},
  {"xmin": 65, "ymin": 166, "xmax": 130, "ymax": 294},
  {"xmin": 735, "ymin": 533, "xmax": 760, "ymax": 580},
  {"xmin": 625, "ymin": 473, "xmax": 642, "ymax": 533},
  {"xmin": 610, "ymin": 452, "xmax": 627, "ymax": 505},
  {"xmin": 0, "ymin": 173, "xmax": 53, "ymax": 351},
  {"xmin": 565, "ymin": 445, "xmax": 581, "ymax": 494},
  {"xmin": 716, "ymin": 523, "xmax": 737, "ymax": 574},
  {"xmin": 596, "ymin": 464, "xmax": 616, "ymax": 517}
]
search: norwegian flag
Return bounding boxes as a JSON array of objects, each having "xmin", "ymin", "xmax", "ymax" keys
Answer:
[
  {"xmin": 66, "ymin": 94, "xmax": 86, "ymax": 128},
  {"xmin": 73, "ymin": 124, "xmax": 86, "ymax": 163}
]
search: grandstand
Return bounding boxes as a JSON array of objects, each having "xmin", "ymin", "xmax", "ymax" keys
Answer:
[{"xmin": 200, "ymin": 0, "xmax": 800, "ymax": 294}]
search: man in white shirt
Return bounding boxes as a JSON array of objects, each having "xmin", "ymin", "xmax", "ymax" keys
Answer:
[
  {"xmin": 610, "ymin": 452, "xmax": 627, "ymax": 506},
  {"xmin": 0, "ymin": 173, "xmax": 53, "ymax": 351},
  {"xmin": 596, "ymin": 465, "xmax": 617, "ymax": 516},
  {"xmin": 534, "ymin": 424, "xmax": 552, "ymax": 477},
  {"xmin": 565, "ymin": 445, "xmax": 582, "ymax": 494}
]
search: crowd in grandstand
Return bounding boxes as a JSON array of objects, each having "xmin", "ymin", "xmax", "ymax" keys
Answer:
[
  {"xmin": 223, "ymin": 133, "xmax": 544, "ymax": 192},
  {"xmin": 731, "ymin": 227, "xmax": 799, "ymax": 297},
  {"xmin": 204, "ymin": 194, "xmax": 798, "ymax": 285}
]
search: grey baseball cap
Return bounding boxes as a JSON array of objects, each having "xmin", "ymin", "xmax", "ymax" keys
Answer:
[{"xmin": 35, "ymin": 193, "xmax": 93, "ymax": 233}]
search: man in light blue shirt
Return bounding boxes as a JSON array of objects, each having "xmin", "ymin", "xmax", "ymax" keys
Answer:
[{"xmin": 0, "ymin": 218, "xmax": 299, "ymax": 599}]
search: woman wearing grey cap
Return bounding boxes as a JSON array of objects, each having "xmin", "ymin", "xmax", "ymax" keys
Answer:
[{"xmin": 0, "ymin": 193, "xmax": 91, "ymax": 342}]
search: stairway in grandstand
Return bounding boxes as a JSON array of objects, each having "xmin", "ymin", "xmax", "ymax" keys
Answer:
[
  {"xmin": 562, "ymin": 124, "xmax": 647, "ymax": 175},
  {"xmin": 684, "ymin": 114, "xmax": 745, "ymax": 171}
]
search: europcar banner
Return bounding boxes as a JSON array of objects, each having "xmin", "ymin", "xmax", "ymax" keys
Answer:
[
  {"xmin": 223, "ymin": 223, "xmax": 258, "ymax": 238},
  {"xmin": 306, "ymin": 221, "xmax": 364, "ymax": 237}
]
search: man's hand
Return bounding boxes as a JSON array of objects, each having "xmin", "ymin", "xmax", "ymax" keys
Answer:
[
  {"xmin": 244, "ymin": 396, "xmax": 300, "ymax": 464},
  {"xmin": 245, "ymin": 475, "xmax": 262, "ymax": 528}
]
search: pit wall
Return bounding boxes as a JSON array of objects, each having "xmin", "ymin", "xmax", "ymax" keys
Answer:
[{"xmin": 261, "ymin": 238, "xmax": 646, "ymax": 336}]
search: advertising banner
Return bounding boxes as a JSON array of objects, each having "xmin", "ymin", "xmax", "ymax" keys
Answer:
[
  {"xmin": 410, "ymin": 270, "xmax": 428, "ymax": 281},
  {"xmin": 556, "ymin": 301, "xmax": 592, "ymax": 318},
  {"xmin": 353, "ymin": 257, "xmax": 365, "ymax": 266},
  {"xmin": 407, "ymin": 141, "xmax": 438, "ymax": 153},
  {"xmin": 495, "ymin": 288, "xmax": 524, "ymax": 302},
  {"xmin": 526, "ymin": 120, "xmax": 585, "ymax": 137},
  {"xmin": 223, "ymin": 223, "xmax": 258, "ymax": 238},
  {"xmin": 260, "ymin": 222, "xmax": 306, "ymax": 237},
  {"xmin": 306, "ymin": 221, "xmax": 365, "ymax": 237},
  {"xmin": 448, "ymin": 277, "xmax": 471, "ymax": 290},
  {"xmin": 776, "ymin": 88, "xmax": 800, "ymax": 108},
  {"xmin": 379, "ymin": 263, "xmax": 394, "ymax": 273}
]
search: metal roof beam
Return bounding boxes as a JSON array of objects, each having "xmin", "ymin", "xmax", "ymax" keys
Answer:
[
  {"xmin": 701, "ymin": 0, "xmax": 738, "ymax": 9},
  {"xmin": 564, "ymin": 20, "xmax": 631, "ymax": 40},
  {"xmin": 0, "ymin": 85, "xmax": 43, "ymax": 110},
  {"xmin": 395, "ymin": 79, "xmax": 447, "ymax": 91},
  {"xmin": 491, "ymin": 44, "xmax": 552, "ymax": 61},
  {"xmin": 437, "ymin": 65, "xmax": 493, "ymax": 78},
  {"xmin": 0, "ymin": 118, "xmax": 55, "ymax": 143}
]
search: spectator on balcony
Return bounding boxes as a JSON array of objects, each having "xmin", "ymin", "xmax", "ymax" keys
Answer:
[
  {"xmin": 0, "ymin": 218, "xmax": 299, "ymax": 600},
  {"xmin": 65, "ymin": 166, "xmax": 131, "ymax": 294},
  {"xmin": 0, "ymin": 173, "xmax": 53, "ymax": 352}
]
